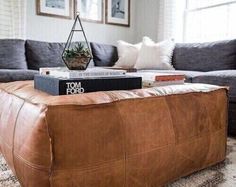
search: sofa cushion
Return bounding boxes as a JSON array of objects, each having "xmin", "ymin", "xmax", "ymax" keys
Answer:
[
  {"xmin": 0, "ymin": 69, "xmax": 38, "ymax": 82},
  {"xmin": 0, "ymin": 39, "xmax": 27, "ymax": 69},
  {"xmin": 26, "ymin": 40, "xmax": 66, "ymax": 70},
  {"xmin": 115, "ymin": 40, "xmax": 141, "ymax": 68},
  {"xmin": 192, "ymin": 70, "xmax": 236, "ymax": 102},
  {"xmin": 90, "ymin": 42, "xmax": 118, "ymax": 66},
  {"xmin": 172, "ymin": 39, "xmax": 236, "ymax": 72},
  {"xmin": 135, "ymin": 38, "xmax": 175, "ymax": 70},
  {"xmin": 137, "ymin": 70, "xmax": 204, "ymax": 82}
]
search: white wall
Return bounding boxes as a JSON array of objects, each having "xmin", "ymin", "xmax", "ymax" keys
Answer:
[
  {"xmin": 134, "ymin": 0, "xmax": 159, "ymax": 42},
  {"xmin": 26, "ymin": 0, "xmax": 137, "ymax": 45}
]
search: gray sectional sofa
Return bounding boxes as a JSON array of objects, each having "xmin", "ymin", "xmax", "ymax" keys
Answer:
[
  {"xmin": 0, "ymin": 39, "xmax": 236, "ymax": 135},
  {"xmin": 91, "ymin": 40, "xmax": 236, "ymax": 135}
]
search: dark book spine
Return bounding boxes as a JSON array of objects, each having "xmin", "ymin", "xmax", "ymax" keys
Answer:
[
  {"xmin": 34, "ymin": 75, "xmax": 142, "ymax": 95},
  {"xmin": 58, "ymin": 78, "xmax": 142, "ymax": 95}
]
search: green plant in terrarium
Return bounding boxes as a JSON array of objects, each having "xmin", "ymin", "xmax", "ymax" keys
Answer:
[
  {"xmin": 63, "ymin": 43, "xmax": 92, "ymax": 70},
  {"xmin": 63, "ymin": 43, "xmax": 91, "ymax": 60}
]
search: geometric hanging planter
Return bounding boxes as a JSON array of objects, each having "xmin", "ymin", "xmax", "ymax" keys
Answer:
[{"xmin": 62, "ymin": 13, "xmax": 93, "ymax": 70}]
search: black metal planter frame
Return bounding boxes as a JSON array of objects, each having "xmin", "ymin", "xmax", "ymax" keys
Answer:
[{"xmin": 62, "ymin": 14, "xmax": 92, "ymax": 70}]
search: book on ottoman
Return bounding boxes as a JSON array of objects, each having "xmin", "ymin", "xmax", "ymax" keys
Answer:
[
  {"xmin": 34, "ymin": 75, "xmax": 142, "ymax": 95},
  {"xmin": 129, "ymin": 72, "xmax": 185, "ymax": 87},
  {"xmin": 39, "ymin": 67, "xmax": 126, "ymax": 78}
]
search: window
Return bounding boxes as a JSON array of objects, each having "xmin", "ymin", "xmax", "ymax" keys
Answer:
[
  {"xmin": 0, "ymin": 0, "xmax": 26, "ymax": 39},
  {"xmin": 182, "ymin": 0, "xmax": 236, "ymax": 42}
]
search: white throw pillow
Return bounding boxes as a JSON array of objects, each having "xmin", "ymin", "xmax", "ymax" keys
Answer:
[
  {"xmin": 134, "ymin": 37, "xmax": 175, "ymax": 70},
  {"xmin": 114, "ymin": 40, "xmax": 142, "ymax": 68}
]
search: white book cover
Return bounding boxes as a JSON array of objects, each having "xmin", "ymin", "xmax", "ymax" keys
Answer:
[
  {"xmin": 48, "ymin": 67, "xmax": 126, "ymax": 79},
  {"xmin": 143, "ymin": 80, "xmax": 185, "ymax": 87},
  {"xmin": 129, "ymin": 72, "xmax": 156, "ymax": 81},
  {"xmin": 39, "ymin": 67, "xmax": 62, "ymax": 75}
]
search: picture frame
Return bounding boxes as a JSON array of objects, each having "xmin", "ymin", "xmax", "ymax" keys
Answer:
[
  {"xmin": 74, "ymin": 0, "xmax": 104, "ymax": 23},
  {"xmin": 105, "ymin": 0, "xmax": 130, "ymax": 27},
  {"xmin": 36, "ymin": 0, "xmax": 73, "ymax": 19}
]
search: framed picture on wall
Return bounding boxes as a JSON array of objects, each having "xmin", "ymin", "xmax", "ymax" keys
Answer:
[
  {"xmin": 36, "ymin": 0, "xmax": 73, "ymax": 19},
  {"xmin": 105, "ymin": 0, "xmax": 130, "ymax": 27},
  {"xmin": 74, "ymin": 0, "xmax": 104, "ymax": 23}
]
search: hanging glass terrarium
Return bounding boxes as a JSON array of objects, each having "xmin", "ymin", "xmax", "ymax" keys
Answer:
[{"xmin": 62, "ymin": 13, "xmax": 93, "ymax": 70}]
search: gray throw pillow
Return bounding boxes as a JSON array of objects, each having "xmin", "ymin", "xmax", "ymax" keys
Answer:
[
  {"xmin": 90, "ymin": 42, "xmax": 118, "ymax": 67},
  {"xmin": 26, "ymin": 40, "xmax": 66, "ymax": 70},
  {"xmin": 172, "ymin": 39, "xmax": 236, "ymax": 72},
  {"xmin": 0, "ymin": 39, "xmax": 27, "ymax": 69}
]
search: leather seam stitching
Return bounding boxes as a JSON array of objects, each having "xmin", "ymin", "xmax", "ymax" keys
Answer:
[
  {"xmin": 12, "ymin": 99, "xmax": 25, "ymax": 187},
  {"xmin": 45, "ymin": 108, "xmax": 54, "ymax": 187},
  {"xmin": 0, "ymin": 85, "xmax": 228, "ymax": 106}
]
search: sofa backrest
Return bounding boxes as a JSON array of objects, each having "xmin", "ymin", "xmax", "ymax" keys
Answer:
[
  {"xmin": 25, "ymin": 40, "xmax": 96, "ymax": 70},
  {"xmin": 172, "ymin": 39, "xmax": 236, "ymax": 72},
  {"xmin": 3, "ymin": 39, "xmax": 235, "ymax": 72},
  {"xmin": 90, "ymin": 42, "xmax": 118, "ymax": 67},
  {"xmin": 26, "ymin": 40, "xmax": 66, "ymax": 70},
  {"xmin": 0, "ymin": 39, "xmax": 28, "ymax": 69}
]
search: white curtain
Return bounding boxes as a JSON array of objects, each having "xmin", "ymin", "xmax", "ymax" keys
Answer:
[
  {"xmin": 0, "ymin": 0, "xmax": 26, "ymax": 39},
  {"xmin": 157, "ymin": 0, "xmax": 177, "ymax": 41},
  {"xmin": 184, "ymin": 0, "xmax": 236, "ymax": 42},
  {"xmin": 157, "ymin": 0, "xmax": 187, "ymax": 42}
]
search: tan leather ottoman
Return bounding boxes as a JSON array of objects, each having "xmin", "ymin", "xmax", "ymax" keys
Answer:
[{"xmin": 0, "ymin": 81, "xmax": 228, "ymax": 187}]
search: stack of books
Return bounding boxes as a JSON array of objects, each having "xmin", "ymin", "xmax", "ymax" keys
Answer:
[
  {"xmin": 130, "ymin": 72, "xmax": 185, "ymax": 87},
  {"xmin": 35, "ymin": 67, "xmax": 142, "ymax": 95}
]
